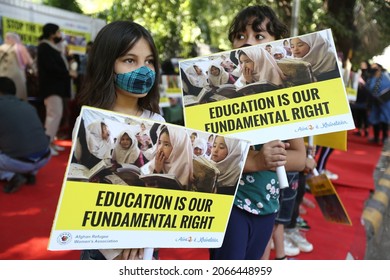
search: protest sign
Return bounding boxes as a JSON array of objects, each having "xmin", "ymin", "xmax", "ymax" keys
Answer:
[
  {"xmin": 1, "ymin": 16, "xmax": 91, "ymax": 54},
  {"xmin": 48, "ymin": 106, "xmax": 250, "ymax": 250},
  {"xmin": 307, "ymin": 174, "xmax": 352, "ymax": 225},
  {"xmin": 313, "ymin": 131, "xmax": 347, "ymax": 151},
  {"xmin": 179, "ymin": 29, "xmax": 355, "ymax": 145}
]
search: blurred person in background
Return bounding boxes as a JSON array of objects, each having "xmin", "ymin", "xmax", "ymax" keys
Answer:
[
  {"xmin": 0, "ymin": 32, "xmax": 33, "ymax": 101},
  {"xmin": 366, "ymin": 63, "xmax": 390, "ymax": 145},
  {"xmin": 37, "ymin": 23, "xmax": 75, "ymax": 155},
  {"xmin": 351, "ymin": 61, "xmax": 371, "ymax": 137},
  {"xmin": 0, "ymin": 76, "xmax": 51, "ymax": 193}
]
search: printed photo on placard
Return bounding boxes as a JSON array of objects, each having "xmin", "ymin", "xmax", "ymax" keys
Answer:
[
  {"xmin": 48, "ymin": 106, "xmax": 250, "ymax": 251},
  {"xmin": 179, "ymin": 29, "xmax": 355, "ymax": 145}
]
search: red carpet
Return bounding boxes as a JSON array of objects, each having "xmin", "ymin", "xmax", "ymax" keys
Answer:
[
  {"xmin": 326, "ymin": 133, "xmax": 380, "ymax": 191},
  {"xmin": 0, "ymin": 131, "xmax": 382, "ymax": 260},
  {"xmin": 0, "ymin": 141, "xmax": 79, "ymax": 260}
]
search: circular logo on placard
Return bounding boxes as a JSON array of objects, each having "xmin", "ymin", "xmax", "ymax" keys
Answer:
[{"xmin": 57, "ymin": 232, "xmax": 72, "ymax": 245}]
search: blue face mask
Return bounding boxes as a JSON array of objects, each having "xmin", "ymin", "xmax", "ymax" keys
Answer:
[{"xmin": 115, "ymin": 66, "xmax": 156, "ymax": 94}]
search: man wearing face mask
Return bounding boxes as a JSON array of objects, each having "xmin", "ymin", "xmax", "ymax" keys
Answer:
[{"xmin": 37, "ymin": 23, "xmax": 71, "ymax": 156}]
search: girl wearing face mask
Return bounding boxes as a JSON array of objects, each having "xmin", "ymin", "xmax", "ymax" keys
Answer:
[
  {"xmin": 76, "ymin": 21, "xmax": 165, "ymax": 261},
  {"xmin": 77, "ymin": 21, "xmax": 164, "ymax": 122}
]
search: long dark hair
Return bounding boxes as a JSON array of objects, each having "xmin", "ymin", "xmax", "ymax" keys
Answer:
[
  {"xmin": 228, "ymin": 5, "xmax": 288, "ymax": 43},
  {"xmin": 77, "ymin": 21, "xmax": 160, "ymax": 114}
]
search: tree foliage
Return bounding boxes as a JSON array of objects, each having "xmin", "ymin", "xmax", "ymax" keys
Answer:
[
  {"xmin": 48, "ymin": 0, "xmax": 390, "ymax": 68},
  {"xmin": 295, "ymin": 0, "xmax": 390, "ymax": 66},
  {"xmin": 43, "ymin": 0, "xmax": 82, "ymax": 14}
]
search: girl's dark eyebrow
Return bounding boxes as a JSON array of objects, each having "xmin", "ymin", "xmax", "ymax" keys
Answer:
[{"xmin": 122, "ymin": 52, "xmax": 154, "ymax": 58}]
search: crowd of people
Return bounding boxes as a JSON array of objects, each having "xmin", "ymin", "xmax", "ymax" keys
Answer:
[
  {"xmin": 350, "ymin": 61, "xmax": 390, "ymax": 145},
  {"xmin": 1, "ymin": 4, "xmax": 390, "ymax": 261}
]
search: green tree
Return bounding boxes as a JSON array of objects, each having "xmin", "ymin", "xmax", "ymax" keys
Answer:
[
  {"xmin": 352, "ymin": 0, "xmax": 390, "ymax": 64},
  {"xmin": 44, "ymin": 0, "xmax": 389, "ymax": 67},
  {"xmin": 106, "ymin": 0, "xmax": 187, "ymax": 61},
  {"xmin": 293, "ymin": 0, "xmax": 390, "ymax": 66},
  {"xmin": 42, "ymin": 0, "xmax": 83, "ymax": 13}
]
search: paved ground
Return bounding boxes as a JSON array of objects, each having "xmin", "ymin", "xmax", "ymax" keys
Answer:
[
  {"xmin": 366, "ymin": 208, "xmax": 390, "ymax": 259},
  {"xmin": 365, "ymin": 141, "xmax": 390, "ymax": 260}
]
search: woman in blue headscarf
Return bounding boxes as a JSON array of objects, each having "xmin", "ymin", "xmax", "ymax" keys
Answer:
[{"xmin": 366, "ymin": 63, "xmax": 390, "ymax": 144}]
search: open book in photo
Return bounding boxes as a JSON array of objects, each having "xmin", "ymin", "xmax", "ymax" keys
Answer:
[
  {"xmin": 67, "ymin": 159, "xmax": 112, "ymax": 181},
  {"xmin": 209, "ymin": 81, "xmax": 280, "ymax": 102},
  {"xmin": 276, "ymin": 58, "xmax": 315, "ymax": 86},
  {"xmin": 192, "ymin": 156, "xmax": 220, "ymax": 193},
  {"xmin": 114, "ymin": 163, "xmax": 145, "ymax": 186},
  {"xmin": 117, "ymin": 163, "xmax": 142, "ymax": 174},
  {"xmin": 138, "ymin": 173, "xmax": 183, "ymax": 190},
  {"xmin": 107, "ymin": 163, "xmax": 183, "ymax": 190},
  {"xmin": 209, "ymin": 84, "xmax": 237, "ymax": 100},
  {"xmin": 102, "ymin": 174, "xmax": 128, "ymax": 185},
  {"xmin": 236, "ymin": 80, "xmax": 280, "ymax": 96},
  {"xmin": 183, "ymin": 87, "xmax": 213, "ymax": 106}
]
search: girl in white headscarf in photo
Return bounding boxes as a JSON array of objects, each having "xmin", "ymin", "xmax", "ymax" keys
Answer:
[
  {"xmin": 235, "ymin": 46, "xmax": 285, "ymax": 88},
  {"xmin": 210, "ymin": 135, "xmax": 246, "ymax": 195},
  {"xmin": 185, "ymin": 64, "xmax": 209, "ymax": 88},
  {"xmin": 148, "ymin": 125, "xmax": 193, "ymax": 189},
  {"xmin": 86, "ymin": 120, "xmax": 112, "ymax": 160},
  {"xmin": 192, "ymin": 137, "xmax": 208, "ymax": 158},
  {"xmin": 112, "ymin": 130, "xmax": 147, "ymax": 167},
  {"xmin": 207, "ymin": 63, "xmax": 231, "ymax": 87},
  {"xmin": 290, "ymin": 33, "xmax": 339, "ymax": 81},
  {"xmin": 271, "ymin": 45, "xmax": 287, "ymax": 60}
]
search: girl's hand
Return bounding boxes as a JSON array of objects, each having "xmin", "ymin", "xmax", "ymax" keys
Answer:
[
  {"xmin": 244, "ymin": 140, "xmax": 288, "ymax": 173},
  {"xmin": 243, "ymin": 66, "xmax": 253, "ymax": 84},
  {"xmin": 115, "ymin": 248, "xmax": 144, "ymax": 260},
  {"xmin": 244, "ymin": 138, "xmax": 305, "ymax": 173},
  {"xmin": 154, "ymin": 149, "xmax": 165, "ymax": 173},
  {"xmin": 260, "ymin": 140, "xmax": 288, "ymax": 171},
  {"xmin": 304, "ymin": 157, "xmax": 316, "ymax": 174}
]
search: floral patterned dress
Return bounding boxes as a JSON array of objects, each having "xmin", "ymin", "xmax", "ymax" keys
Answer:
[{"xmin": 234, "ymin": 145, "xmax": 280, "ymax": 215}]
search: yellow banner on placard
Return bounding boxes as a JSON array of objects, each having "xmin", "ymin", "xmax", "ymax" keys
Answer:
[
  {"xmin": 313, "ymin": 131, "xmax": 347, "ymax": 151},
  {"xmin": 54, "ymin": 181, "xmax": 232, "ymax": 233},
  {"xmin": 184, "ymin": 78, "xmax": 349, "ymax": 135}
]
